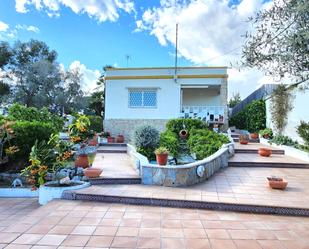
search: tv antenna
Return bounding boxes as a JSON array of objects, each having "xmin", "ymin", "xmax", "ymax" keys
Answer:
[
  {"xmin": 125, "ymin": 54, "xmax": 131, "ymax": 68},
  {"xmin": 174, "ymin": 23, "xmax": 179, "ymax": 83}
]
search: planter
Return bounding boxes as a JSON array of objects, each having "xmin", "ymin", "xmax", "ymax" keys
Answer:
[
  {"xmin": 0, "ymin": 188, "xmax": 38, "ymax": 198},
  {"xmin": 156, "ymin": 153, "xmax": 168, "ymax": 166},
  {"xmin": 107, "ymin": 136, "xmax": 115, "ymax": 143},
  {"xmin": 267, "ymin": 177, "xmax": 288, "ymax": 190},
  {"xmin": 84, "ymin": 168, "xmax": 102, "ymax": 178},
  {"xmin": 250, "ymin": 133, "xmax": 259, "ymax": 140},
  {"xmin": 239, "ymin": 134, "xmax": 249, "ymax": 145},
  {"xmin": 39, "ymin": 181, "xmax": 90, "ymax": 205},
  {"xmin": 262, "ymin": 134, "xmax": 270, "ymax": 139},
  {"xmin": 88, "ymin": 138, "xmax": 98, "ymax": 146},
  {"xmin": 116, "ymin": 135, "xmax": 125, "ymax": 143},
  {"xmin": 75, "ymin": 154, "xmax": 89, "ymax": 168},
  {"xmin": 258, "ymin": 148, "xmax": 272, "ymax": 157},
  {"xmin": 87, "ymin": 152, "xmax": 96, "ymax": 166},
  {"xmin": 179, "ymin": 129, "xmax": 188, "ymax": 139}
]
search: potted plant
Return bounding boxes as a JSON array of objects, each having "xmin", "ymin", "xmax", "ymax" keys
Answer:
[
  {"xmin": 267, "ymin": 176, "xmax": 288, "ymax": 190},
  {"xmin": 100, "ymin": 131, "xmax": 110, "ymax": 144},
  {"xmin": 116, "ymin": 134, "xmax": 125, "ymax": 143},
  {"xmin": 75, "ymin": 144, "xmax": 89, "ymax": 168},
  {"xmin": 107, "ymin": 136, "xmax": 115, "ymax": 143},
  {"xmin": 239, "ymin": 134, "xmax": 249, "ymax": 145},
  {"xmin": 155, "ymin": 147, "xmax": 169, "ymax": 166},
  {"xmin": 258, "ymin": 147, "xmax": 272, "ymax": 157},
  {"xmin": 84, "ymin": 167, "xmax": 103, "ymax": 178},
  {"xmin": 250, "ymin": 132, "xmax": 259, "ymax": 140},
  {"xmin": 259, "ymin": 128, "xmax": 273, "ymax": 139},
  {"xmin": 88, "ymin": 134, "xmax": 99, "ymax": 146},
  {"xmin": 179, "ymin": 129, "xmax": 188, "ymax": 139}
]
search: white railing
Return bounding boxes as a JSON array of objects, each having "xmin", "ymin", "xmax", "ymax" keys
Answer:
[{"xmin": 180, "ymin": 105, "xmax": 225, "ymax": 123}]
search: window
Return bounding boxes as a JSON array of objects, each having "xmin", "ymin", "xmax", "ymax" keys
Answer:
[{"xmin": 129, "ymin": 89, "xmax": 157, "ymax": 108}]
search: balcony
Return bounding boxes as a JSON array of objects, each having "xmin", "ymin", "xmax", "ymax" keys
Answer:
[{"xmin": 180, "ymin": 105, "xmax": 225, "ymax": 123}]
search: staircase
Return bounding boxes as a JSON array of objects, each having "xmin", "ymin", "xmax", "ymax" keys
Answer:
[{"xmin": 97, "ymin": 143, "xmax": 127, "ymax": 153}]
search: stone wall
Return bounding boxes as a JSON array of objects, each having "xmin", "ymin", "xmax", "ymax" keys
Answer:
[{"xmin": 104, "ymin": 119, "xmax": 168, "ymax": 142}]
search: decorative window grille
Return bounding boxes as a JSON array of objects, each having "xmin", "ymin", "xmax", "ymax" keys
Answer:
[{"xmin": 129, "ymin": 89, "xmax": 157, "ymax": 108}]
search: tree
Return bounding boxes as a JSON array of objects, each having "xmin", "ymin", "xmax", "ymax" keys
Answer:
[
  {"xmin": 228, "ymin": 92, "xmax": 241, "ymax": 108},
  {"xmin": 242, "ymin": 0, "xmax": 309, "ymax": 89},
  {"xmin": 0, "ymin": 41, "xmax": 12, "ymax": 69}
]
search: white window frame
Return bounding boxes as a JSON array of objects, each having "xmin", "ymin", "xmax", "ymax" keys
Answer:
[{"xmin": 128, "ymin": 88, "xmax": 158, "ymax": 109}]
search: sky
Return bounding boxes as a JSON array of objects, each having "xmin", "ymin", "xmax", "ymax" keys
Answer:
[{"xmin": 0, "ymin": 0, "xmax": 274, "ymax": 97}]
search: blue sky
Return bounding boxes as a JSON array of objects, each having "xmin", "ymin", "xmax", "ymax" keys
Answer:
[{"xmin": 0, "ymin": 0, "xmax": 272, "ymax": 96}]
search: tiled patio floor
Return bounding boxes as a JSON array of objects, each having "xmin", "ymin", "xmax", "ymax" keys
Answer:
[
  {"xmin": 1, "ymin": 198, "xmax": 309, "ymax": 249},
  {"xmin": 73, "ymin": 167, "xmax": 309, "ymax": 209},
  {"xmin": 92, "ymin": 153, "xmax": 140, "ymax": 179}
]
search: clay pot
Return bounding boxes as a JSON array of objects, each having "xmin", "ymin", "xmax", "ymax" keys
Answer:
[
  {"xmin": 239, "ymin": 134, "xmax": 249, "ymax": 145},
  {"xmin": 258, "ymin": 148, "xmax": 272, "ymax": 157},
  {"xmin": 156, "ymin": 153, "xmax": 168, "ymax": 166},
  {"xmin": 179, "ymin": 129, "xmax": 188, "ymax": 139},
  {"xmin": 75, "ymin": 154, "xmax": 89, "ymax": 168},
  {"xmin": 240, "ymin": 140, "xmax": 249, "ymax": 145},
  {"xmin": 88, "ymin": 138, "xmax": 98, "ymax": 146},
  {"xmin": 250, "ymin": 133, "xmax": 259, "ymax": 139},
  {"xmin": 116, "ymin": 135, "xmax": 124, "ymax": 143},
  {"xmin": 84, "ymin": 168, "xmax": 102, "ymax": 178},
  {"xmin": 107, "ymin": 136, "xmax": 115, "ymax": 143},
  {"xmin": 267, "ymin": 177, "xmax": 288, "ymax": 190}
]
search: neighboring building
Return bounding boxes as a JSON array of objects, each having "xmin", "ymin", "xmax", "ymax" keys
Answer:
[{"xmin": 104, "ymin": 67, "xmax": 228, "ymax": 140}]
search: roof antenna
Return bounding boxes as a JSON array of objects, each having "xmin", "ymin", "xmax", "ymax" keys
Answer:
[
  {"xmin": 125, "ymin": 54, "xmax": 131, "ymax": 68},
  {"xmin": 174, "ymin": 23, "xmax": 178, "ymax": 83}
]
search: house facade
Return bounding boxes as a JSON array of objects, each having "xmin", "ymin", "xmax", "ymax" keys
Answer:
[{"xmin": 104, "ymin": 67, "xmax": 228, "ymax": 140}]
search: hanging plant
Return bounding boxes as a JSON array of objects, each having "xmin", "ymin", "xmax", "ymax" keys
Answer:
[{"xmin": 270, "ymin": 84, "xmax": 294, "ymax": 135}]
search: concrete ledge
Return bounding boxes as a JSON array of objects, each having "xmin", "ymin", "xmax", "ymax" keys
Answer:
[{"xmin": 0, "ymin": 188, "xmax": 38, "ymax": 198}]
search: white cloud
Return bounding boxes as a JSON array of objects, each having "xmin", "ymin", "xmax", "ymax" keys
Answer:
[
  {"xmin": 15, "ymin": 0, "xmax": 135, "ymax": 22},
  {"xmin": 16, "ymin": 24, "xmax": 40, "ymax": 33},
  {"xmin": 69, "ymin": 60, "xmax": 101, "ymax": 93},
  {"xmin": 0, "ymin": 21, "xmax": 9, "ymax": 32},
  {"xmin": 137, "ymin": 0, "xmax": 275, "ymax": 98}
]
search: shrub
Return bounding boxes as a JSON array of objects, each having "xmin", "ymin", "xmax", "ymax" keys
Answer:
[
  {"xmin": 87, "ymin": 115, "xmax": 103, "ymax": 133},
  {"xmin": 229, "ymin": 100, "xmax": 266, "ymax": 132},
  {"xmin": 166, "ymin": 118, "xmax": 208, "ymax": 134},
  {"xmin": 297, "ymin": 121, "xmax": 309, "ymax": 145},
  {"xmin": 69, "ymin": 115, "xmax": 94, "ymax": 144},
  {"xmin": 259, "ymin": 128, "xmax": 273, "ymax": 139},
  {"xmin": 187, "ymin": 129, "xmax": 230, "ymax": 160},
  {"xmin": 270, "ymin": 135, "xmax": 298, "ymax": 146},
  {"xmin": 133, "ymin": 125, "xmax": 159, "ymax": 160},
  {"xmin": 159, "ymin": 131, "xmax": 180, "ymax": 157}
]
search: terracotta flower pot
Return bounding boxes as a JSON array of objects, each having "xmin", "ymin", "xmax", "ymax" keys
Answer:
[
  {"xmin": 250, "ymin": 133, "xmax": 259, "ymax": 139},
  {"xmin": 179, "ymin": 129, "xmax": 188, "ymax": 139},
  {"xmin": 263, "ymin": 134, "xmax": 270, "ymax": 139},
  {"xmin": 240, "ymin": 140, "xmax": 249, "ymax": 145},
  {"xmin": 156, "ymin": 153, "xmax": 168, "ymax": 166},
  {"xmin": 75, "ymin": 154, "xmax": 89, "ymax": 168},
  {"xmin": 88, "ymin": 138, "xmax": 98, "ymax": 146},
  {"xmin": 116, "ymin": 135, "xmax": 124, "ymax": 143},
  {"xmin": 107, "ymin": 136, "xmax": 115, "ymax": 143},
  {"xmin": 84, "ymin": 168, "xmax": 102, "ymax": 178},
  {"xmin": 239, "ymin": 134, "xmax": 249, "ymax": 145},
  {"xmin": 267, "ymin": 177, "xmax": 288, "ymax": 190},
  {"xmin": 258, "ymin": 148, "xmax": 272, "ymax": 157}
]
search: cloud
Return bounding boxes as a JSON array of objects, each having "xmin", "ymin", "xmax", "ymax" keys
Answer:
[
  {"xmin": 137, "ymin": 0, "xmax": 275, "ymax": 98},
  {"xmin": 0, "ymin": 21, "xmax": 9, "ymax": 32},
  {"xmin": 16, "ymin": 24, "xmax": 40, "ymax": 33},
  {"xmin": 15, "ymin": 0, "xmax": 135, "ymax": 22},
  {"xmin": 68, "ymin": 60, "xmax": 101, "ymax": 93}
]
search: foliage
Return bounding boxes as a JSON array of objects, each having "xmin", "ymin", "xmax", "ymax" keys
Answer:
[
  {"xmin": 88, "ymin": 90, "xmax": 104, "ymax": 116},
  {"xmin": 228, "ymin": 92, "xmax": 241, "ymax": 108},
  {"xmin": 187, "ymin": 129, "xmax": 230, "ymax": 160},
  {"xmin": 241, "ymin": 0, "xmax": 309, "ymax": 89},
  {"xmin": 69, "ymin": 115, "xmax": 94, "ymax": 144},
  {"xmin": 87, "ymin": 115, "xmax": 103, "ymax": 133},
  {"xmin": 134, "ymin": 125, "xmax": 159, "ymax": 160},
  {"xmin": 8, "ymin": 104, "xmax": 64, "ymax": 131},
  {"xmin": 166, "ymin": 118, "xmax": 208, "ymax": 134},
  {"xmin": 297, "ymin": 121, "xmax": 309, "ymax": 145},
  {"xmin": 270, "ymin": 135, "xmax": 298, "ymax": 146},
  {"xmin": 154, "ymin": 147, "xmax": 169, "ymax": 155},
  {"xmin": 0, "ymin": 121, "xmax": 19, "ymax": 161},
  {"xmin": 259, "ymin": 128, "xmax": 273, "ymax": 139},
  {"xmin": 270, "ymin": 85, "xmax": 294, "ymax": 135},
  {"xmin": 0, "ymin": 82, "xmax": 10, "ymax": 99},
  {"xmin": 229, "ymin": 100, "xmax": 266, "ymax": 132},
  {"xmin": 159, "ymin": 131, "xmax": 180, "ymax": 157}
]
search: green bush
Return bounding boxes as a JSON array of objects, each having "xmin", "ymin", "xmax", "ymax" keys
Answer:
[
  {"xmin": 166, "ymin": 118, "xmax": 208, "ymax": 134},
  {"xmin": 87, "ymin": 115, "xmax": 103, "ymax": 133},
  {"xmin": 259, "ymin": 128, "xmax": 273, "ymax": 139},
  {"xmin": 229, "ymin": 100, "xmax": 266, "ymax": 132},
  {"xmin": 159, "ymin": 131, "xmax": 180, "ymax": 157},
  {"xmin": 133, "ymin": 125, "xmax": 159, "ymax": 160},
  {"xmin": 11, "ymin": 121, "xmax": 57, "ymax": 164},
  {"xmin": 8, "ymin": 104, "xmax": 64, "ymax": 131},
  {"xmin": 187, "ymin": 129, "xmax": 230, "ymax": 160},
  {"xmin": 297, "ymin": 121, "xmax": 309, "ymax": 145},
  {"xmin": 270, "ymin": 135, "xmax": 298, "ymax": 146}
]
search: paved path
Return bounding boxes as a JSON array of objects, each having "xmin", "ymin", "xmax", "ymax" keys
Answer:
[
  {"xmin": 72, "ymin": 167, "xmax": 309, "ymax": 209},
  {"xmin": 1, "ymin": 198, "xmax": 309, "ymax": 249}
]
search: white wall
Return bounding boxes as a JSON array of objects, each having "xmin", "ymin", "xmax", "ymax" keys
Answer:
[
  {"xmin": 182, "ymin": 88, "xmax": 221, "ymax": 106},
  {"xmin": 105, "ymin": 79, "xmax": 181, "ymax": 119},
  {"xmin": 266, "ymin": 89, "xmax": 309, "ymax": 144}
]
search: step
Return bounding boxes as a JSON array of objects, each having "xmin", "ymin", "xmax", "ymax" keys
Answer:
[
  {"xmin": 97, "ymin": 146, "xmax": 127, "ymax": 153},
  {"xmin": 233, "ymin": 138, "xmax": 260, "ymax": 143},
  {"xmin": 235, "ymin": 149, "xmax": 285, "ymax": 155},
  {"xmin": 228, "ymin": 161, "xmax": 309, "ymax": 168},
  {"xmin": 99, "ymin": 143, "xmax": 127, "ymax": 147},
  {"xmin": 89, "ymin": 177, "xmax": 141, "ymax": 185}
]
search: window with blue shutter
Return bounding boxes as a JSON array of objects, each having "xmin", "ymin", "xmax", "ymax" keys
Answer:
[{"xmin": 129, "ymin": 89, "xmax": 157, "ymax": 108}]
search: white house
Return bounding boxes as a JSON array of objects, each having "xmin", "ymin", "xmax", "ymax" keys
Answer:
[{"xmin": 104, "ymin": 67, "xmax": 228, "ymax": 140}]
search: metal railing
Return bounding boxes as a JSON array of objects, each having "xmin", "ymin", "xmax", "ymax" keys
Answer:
[{"xmin": 180, "ymin": 105, "xmax": 225, "ymax": 123}]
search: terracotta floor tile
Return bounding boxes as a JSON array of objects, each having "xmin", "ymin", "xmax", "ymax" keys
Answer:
[
  {"xmin": 202, "ymin": 221, "xmax": 224, "ymax": 229},
  {"xmin": 4, "ymin": 245, "xmax": 32, "ymax": 249},
  {"xmin": 161, "ymin": 238, "xmax": 185, "ymax": 249},
  {"xmin": 161, "ymin": 219, "xmax": 182, "ymax": 228},
  {"xmin": 116, "ymin": 227, "xmax": 139, "ymax": 237},
  {"xmin": 79, "ymin": 217, "xmax": 102, "ymax": 226},
  {"xmin": 141, "ymin": 219, "xmax": 161, "ymax": 228},
  {"xmin": 111, "ymin": 236, "xmax": 138, "ymax": 248},
  {"xmin": 12, "ymin": 233, "xmax": 43, "ymax": 244},
  {"xmin": 36, "ymin": 234, "xmax": 67, "ymax": 246},
  {"xmin": 209, "ymin": 239, "xmax": 237, "ymax": 249},
  {"xmin": 161, "ymin": 228, "xmax": 184, "ymax": 238},
  {"xmin": 273, "ymin": 230, "xmax": 300, "ymax": 240},
  {"xmin": 228, "ymin": 229, "xmax": 254, "ymax": 240},
  {"xmin": 86, "ymin": 235, "xmax": 114, "ymax": 247},
  {"xmin": 58, "ymin": 217, "xmax": 82, "ymax": 226},
  {"xmin": 205, "ymin": 229, "xmax": 230, "ymax": 239},
  {"xmin": 183, "ymin": 229, "xmax": 207, "ymax": 238},
  {"xmin": 137, "ymin": 237, "xmax": 160, "ymax": 249},
  {"xmin": 222, "ymin": 221, "xmax": 246, "ymax": 229},
  {"xmin": 26, "ymin": 225, "xmax": 55, "ymax": 234},
  {"xmin": 94, "ymin": 226, "xmax": 118, "ymax": 236},
  {"xmin": 85, "ymin": 211, "xmax": 106, "ymax": 218},
  {"xmin": 139, "ymin": 228, "xmax": 160, "ymax": 237},
  {"xmin": 182, "ymin": 220, "xmax": 203, "ymax": 229},
  {"xmin": 233, "ymin": 239, "xmax": 263, "ymax": 249},
  {"xmin": 48, "ymin": 225, "xmax": 74, "ymax": 235},
  {"xmin": 0, "ymin": 232, "xmax": 21, "ymax": 243},
  {"xmin": 71, "ymin": 225, "xmax": 96, "ymax": 235},
  {"xmin": 284, "ymin": 240, "xmax": 309, "ymax": 249},
  {"xmin": 99, "ymin": 218, "xmax": 121, "ymax": 227},
  {"xmin": 250, "ymin": 229, "xmax": 277, "ymax": 240},
  {"xmin": 185, "ymin": 238, "xmax": 211, "ymax": 249},
  {"xmin": 4, "ymin": 224, "xmax": 32, "ymax": 233},
  {"xmin": 258, "ymin": 240, "xmax": 287, "ymax": 249},
  {"xmin": 104, "ymin": 211, "xmax": 124, "ymax": 219},
  {"xmin": 26, "ymin": 246, "xmax": 57, "ymax": 249},
  {"xmin": 61, "ymin": 235, "xmax": 90, "ymax": 246}
]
